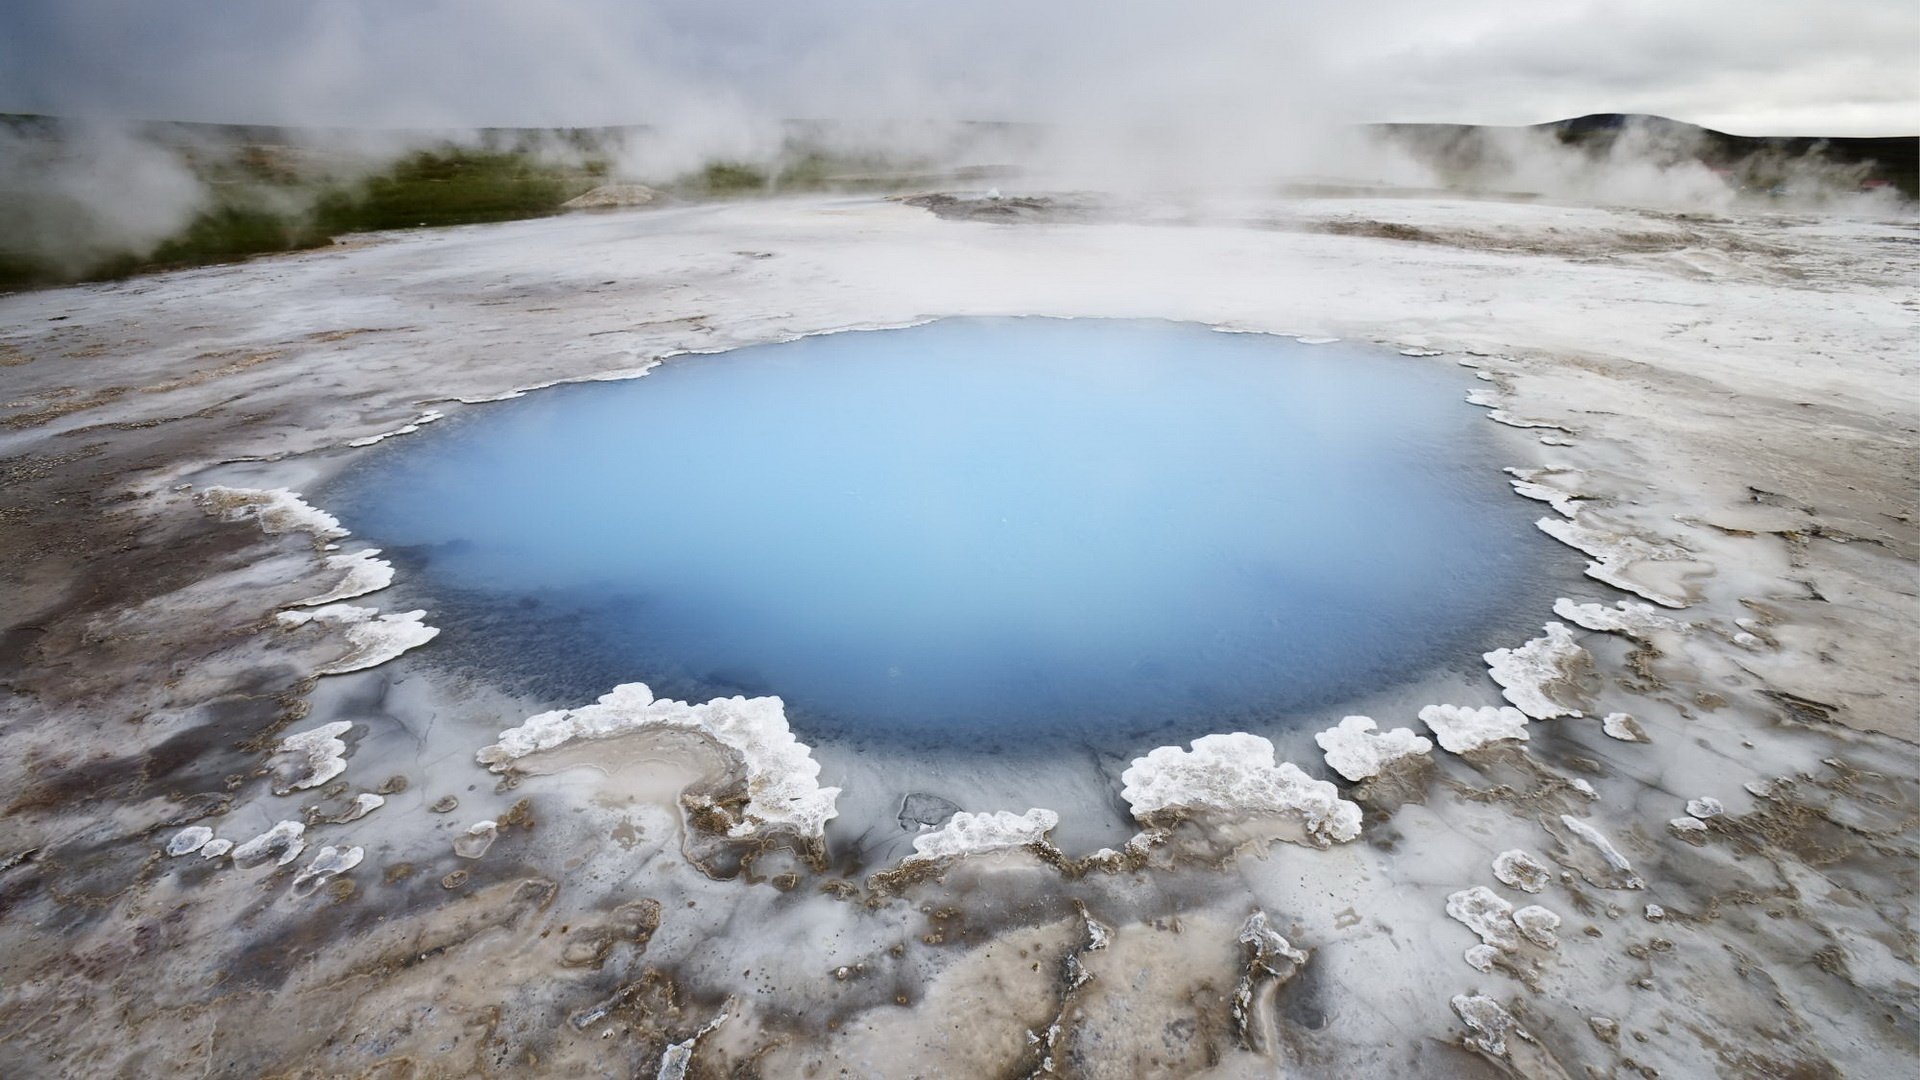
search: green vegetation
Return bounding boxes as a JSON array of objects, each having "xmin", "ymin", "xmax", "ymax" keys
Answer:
[
  {"xmin": 310, "ymin": 149, "xmax": 603, "ymax": 232},
  {"xmin": 0, "ymin": 142, "xmax": 608, "ymax": 292},
  {"xmin": 0, "ymin": 125, "xmax": 953, "ymax": 292},
  {"xmin": 687, "ymin": 161, "xmax": 771, "ymax": 196}
]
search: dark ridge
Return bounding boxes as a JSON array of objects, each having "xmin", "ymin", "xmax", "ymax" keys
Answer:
[{"xmin": 1372, "ymin": 112, "xmax": 1917, "ymax": 198}]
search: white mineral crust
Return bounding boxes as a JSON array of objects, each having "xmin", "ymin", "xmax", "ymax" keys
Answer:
[
  {"xmin": 1561, "ymin": 813, "xmax": 1646, "ymax": 888},
  {"xmin": 165, "ymin": 826, "xmax": 213, "ymax": 856},
  {"xmin": 232, "ymin": 820, "xmax": 307, "ymax": 868},
  {"xmin": 1313, "ymin": 715, "xmax": 1433, "ymax": 781},
  {"xmin": 294, "ymin": 548, "xmax": 395, "ymax": 606},
  {"xmin": 197, "ymin": 486, "xmax": 347, "ymax": 540},
  {"xmin": 1119, "ymin": 732, "xmax": 1362, "ymax": 846},
  {"xmin": 1553, "ymin": 597, "xmax": 1687, "ymax": 638},
  {"xmin": 1602, "ymin": 712, "xmax": 1649, "ymax": 742},
  {"xmin": 1418, "ymin": 704, "xmax": 1530, "ymax": 753},
  {"xmin": 291, "ymin": 845, "xmax": 364, "ymax": 890},
  {"xmin": 1492, "ymin": 849, "xmax": 1551, "ymax": 893},
  {"xmin": 1537, "ymin": 516, "xmax": 1692, "ymax": 608},
  {"xmin": 903, "ymin": 809, "xmax": 1059, "ymax": 863},
  {"xmin": 1513, "ymin": 904, "xmax": 1562, "ymax": 948},
  {"xmin": 1446, "ymin": 886, "xmax": 1520, "ymax": 950},
  {"xmin": 271, "ymin": 720, "xmax": 352, "ymax": 794},
  {"xmin": 477, "ymin": 682, "xmax": 840, "ymax": 838},
  {"xmin": 1484, "ymin": 622, "xmax": 1588, "ymax": 719},
  {"xmin": 276, "ymin": 604, "xmax": 440, "ymax": 674}
]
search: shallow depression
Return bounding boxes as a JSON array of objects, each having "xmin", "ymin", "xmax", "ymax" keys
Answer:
[{"xmin": 327, "ymin": 317, "xmax": 1569, "ymax": 749}]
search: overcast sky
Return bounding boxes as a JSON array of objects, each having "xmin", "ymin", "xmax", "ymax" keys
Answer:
[{"xmin": 2, "ymin": 0, "xmax": 1915, "ymax": 135}]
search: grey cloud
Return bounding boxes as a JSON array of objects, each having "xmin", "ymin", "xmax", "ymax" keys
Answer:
[{"xmin": 1, "ymin": 0, "xmax": 1912, "ymax": 134}]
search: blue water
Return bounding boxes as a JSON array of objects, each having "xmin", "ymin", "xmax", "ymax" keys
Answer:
[{"xmin": 328, "ymin": 318, "xmax": 1559, "ymax": 748}]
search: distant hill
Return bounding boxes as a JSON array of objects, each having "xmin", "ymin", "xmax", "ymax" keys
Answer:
[{"xmin": 1373, "ymin": 113, "xmax": 1917, "ymax": 198}]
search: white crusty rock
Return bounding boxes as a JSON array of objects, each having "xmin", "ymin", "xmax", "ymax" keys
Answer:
[
  {"xmin": 1464, "ymin": 944, "xmax": 1500, "ymax": 972},
  {"xmin": 1504, "ymin": 467, "xmax": 1583, "ymax": 518},
  {"xmin": 197, "ymin": 486, "xmax": 346, "ymax": 540},
  {"xmin": 1119, "ymin": 732, "xmax": 1362, "ymax": 846},
  {"xmin": 277, "ymin": 604, "xmax": 439, "ymax": 674},
  {"xmin": 200, "ymin": 838, "xmax": 233, "ymax": 859},
  {"xmin": 1552, "ymin": 597, "xmax": 1687, "ymax": 639},
  {"xmin": 1537, "ymin": 516, "xmax": 1692, "ymax": 608},
  {"xmin": 1236, "ymin": 910, "xmax": 1310, "ymax": 1001},
  {"xmin": 270, "ymin": 721, "xmax": 352, "ymax": 794},
  {"xmin": 232, "ymin": 820, "xmax": 307, "ymax": 868},
  {"xmin": 454, "ymin": 821, "xmax": 499, "ymax": 859},
  {"xmin": 903, "ymin": 808, "xmax": 1059, "ymax": 864},
  {"xmin": 1238, "ymin": 910, "xmax": 1308, "ymax": 969},
  {"xmin": 1484, "ymin": 622, "xmax": 1588, "ymax": 720},
  {"xmin": 1418, "ymin": 704, "xmax": 1530, "ymax": 754},
  {"xmin": 1313, "ymin": 715, "xmax": 1432, "ymax": 782},
  {"xmin": 1491, "ymin": 849, "xmax": 1551, "ymax": 894},
  {"xmin": 478, "ymin": 682, "xmax": 840, "ymax": 838},
  {"xmin": 1512, "ymin": 905, "xmax": 1562, "ymax": 948},
  {"xmin": 1560, "ymin": 814, "xmax": 1645, "ymax": 889},
  {"xmin": 1452, "ymin": 994, "xmax": 1521, "ymax": 1057},
  {"xmin": 347, "ymin": 409, "xmax": 443, "ymax": 448},
  {"xmin": 1601, "ymin": 713, "xmax": 1649, "ymax": 742},
  {"xmin": 295, "ymin": 548, "xmax": 395, "ymax": 606},
  {"xmin": 1686, "ymin": 796, "xmax": 1725, "ymax": 819},
  {"xmin": 1446, "ymin": 886, "xmax": 1520, "ymax": 950},
  {"xmin": 165, "ymin": 826, "xmax": 214, "ymax": 856},
  {"xmin": 1670, "ymin": 816, "xmax": 1708, "ymax": 833},
  {"xmin": 291, "ymin": 845, "xmax": 363, "ymax": 891},
  {"xmin": 1466, "ymin": 387, "xmax": 1566, "ymax": 431},
  {"xmin": 330, "ymin": 792, "xmax": 385, "ymax": 823}
]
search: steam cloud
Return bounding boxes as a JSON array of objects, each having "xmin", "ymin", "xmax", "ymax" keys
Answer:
[{"xmin": 1, "ymin": 0, "xmax": 1913, "ymax": 279}]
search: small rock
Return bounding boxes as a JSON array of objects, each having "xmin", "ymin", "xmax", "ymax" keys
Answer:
[
  {"xmin": 292, "ymin": 845, "xmax": 364, "ymax": 892},
  {"xmin": 1513, "ymin": 905, "xmax": 1562, "ymax": 948},
  {"xmin": 1685, "ymin": 797, "xmax": 1724, "ymax": 819},
  {"xmin": 1492, "ymin": 849, "xmax": 1552, "ymax": 894},
  {"xmin": 1601, "ymin": 713, "xmax": 1648, "ymax": 742},
  {"xmin": 454, "ymin": 821, "xmax": 499, "ymax": 859},
  {"xmin": 166, "ymin": 826, "xmax": 214, "ymax": 857},
  {"xmin": 897, "ymin": 792, "xmax": 961, "ymax": 830},
  {"xmin": 1451, "ymin": 994, "xmax": 1519, "ymax": 1056}
]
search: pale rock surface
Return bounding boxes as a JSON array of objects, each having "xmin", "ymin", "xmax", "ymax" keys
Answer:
[
  {"xmin": 1120, "ymin": 732, "xmax": 1362, "ymax": 846},
  {"xmin": 1484, "ymin": 622, "xmax": 1587, "ymax": 719},
  {"xmin": 1491, "ymin": 849, "xmax": 1551, "ymax": 893},
  {"xmin": 904, "ymin": 809, "xmax": 1059, "ymax": 863},
  {"xmin": 478, "ymin": 682, "xmax": 840, "ymax": 838},
  {"xmin": 1313, "ymin": 715, "xmax": 1432, "ymax": 781},
  {"xmin": 1418, "ymin": 704, "xmax": 1530, "ymax": 753}
]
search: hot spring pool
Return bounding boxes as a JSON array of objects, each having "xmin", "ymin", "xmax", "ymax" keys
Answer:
[{"xmin": 328, "ymin": 318, "xmax": 1563, "ymax": 747}]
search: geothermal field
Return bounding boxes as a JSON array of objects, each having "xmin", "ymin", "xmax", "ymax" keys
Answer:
[
  {"xmin": 2, "ymin": 175, "xmax": 1915, "ymax": 1078},
  {"xmin": 2, "ymin": 6, "xmax": 1918, "ymax": 1079}
]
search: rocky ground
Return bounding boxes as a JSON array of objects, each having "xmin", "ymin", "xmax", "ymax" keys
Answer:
[{"xmin": 0, "ymin": 191, "xmax": 1914, "ymax": 1078}]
